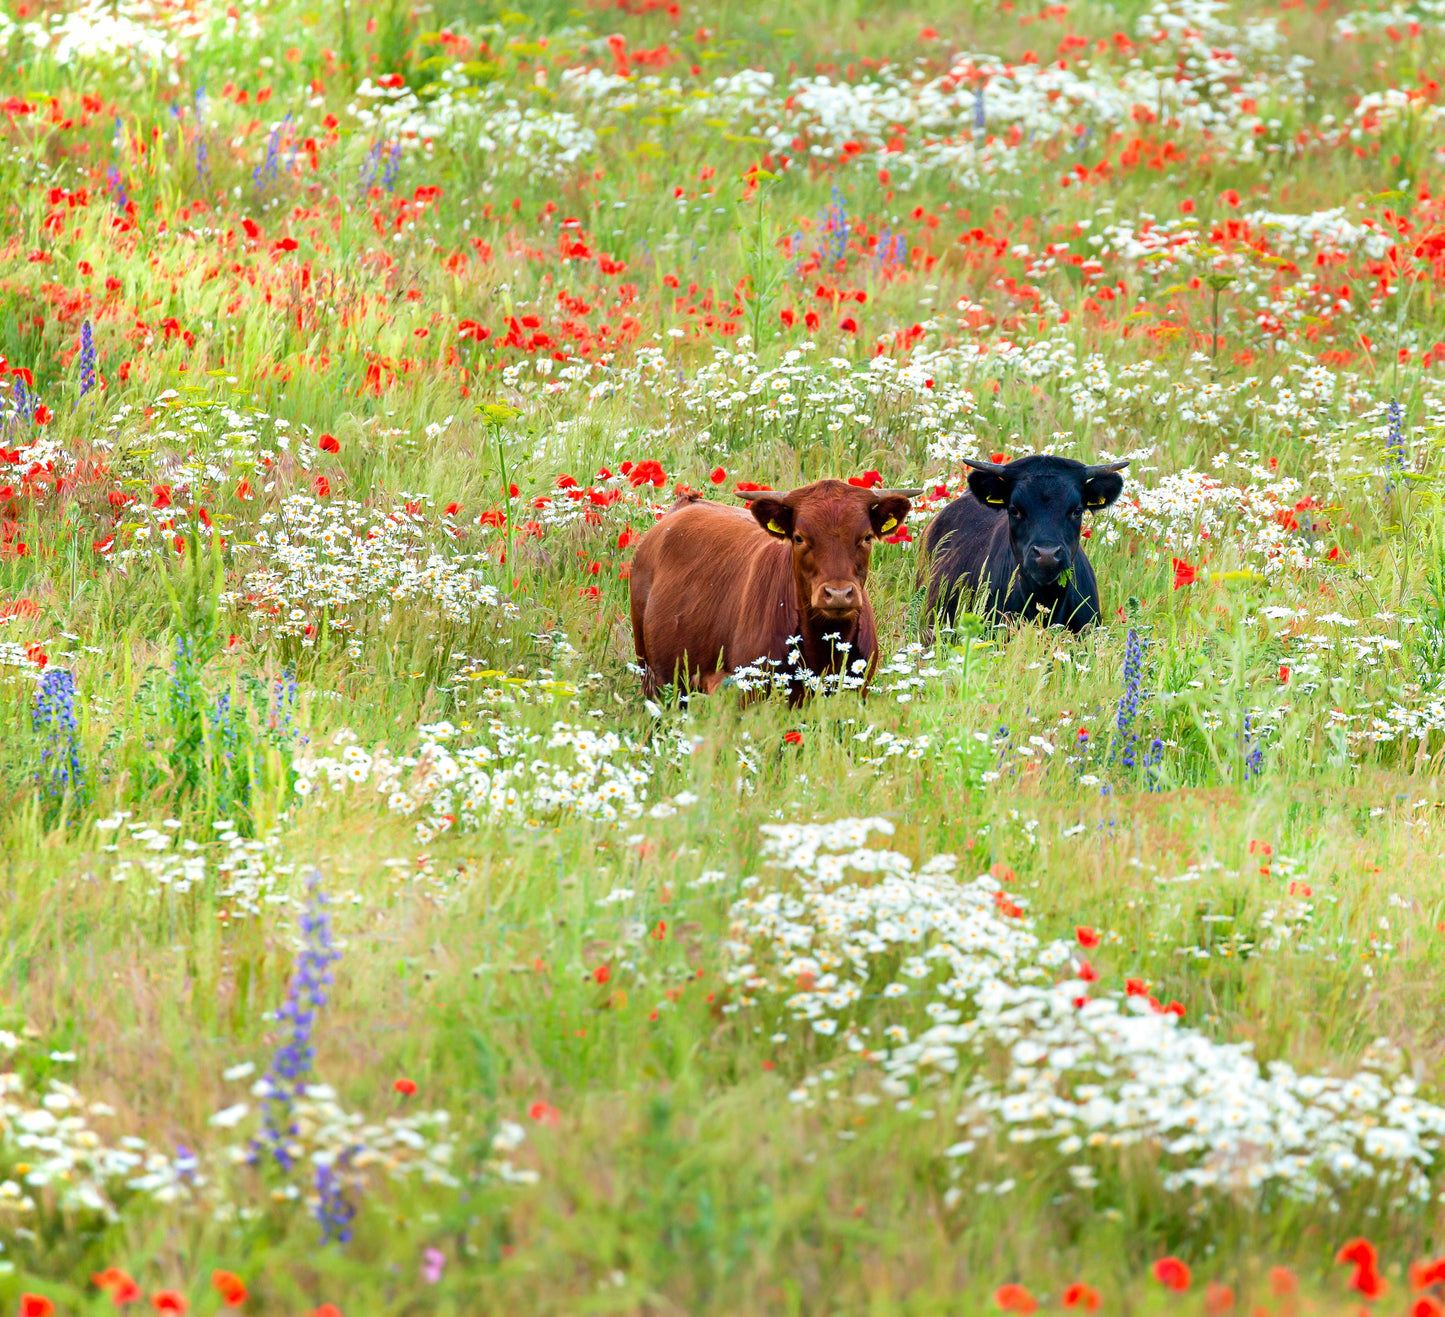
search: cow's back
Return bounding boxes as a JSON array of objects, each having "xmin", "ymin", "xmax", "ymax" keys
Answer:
[
  {"xmin": 631, "ymin": 501, "xmax": 795, "ymax": 692},
  {"xmin": 923, "ymin": 493, "xmax": 1009, "ymax": 623}
]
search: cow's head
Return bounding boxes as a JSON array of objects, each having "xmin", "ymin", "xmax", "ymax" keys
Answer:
[
  {"xmin": 738, "ymin": 480, "xmax": 921, "ymax": 621},
  {"xmin": 964, "ymin": 455, "xmax": 1127, "ymax": 590}
]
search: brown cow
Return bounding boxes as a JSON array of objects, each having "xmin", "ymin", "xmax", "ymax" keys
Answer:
[{"xmin": 628, "ymin": 479, "xmax": 920, "ymax": 704}]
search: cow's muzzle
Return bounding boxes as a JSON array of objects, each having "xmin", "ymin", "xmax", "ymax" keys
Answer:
[
  {"xmin": 1024, "ymin": 545, "xmax": 1070, "ymax": 585},
  {"xmin": 812, "ymin": 582, "xmax": 862, "ymax": 618}
]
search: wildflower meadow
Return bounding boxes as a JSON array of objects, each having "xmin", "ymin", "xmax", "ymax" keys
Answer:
[{"xmin": 3, "ymin": 0, "xmax": 1445, "ymax": 1308}]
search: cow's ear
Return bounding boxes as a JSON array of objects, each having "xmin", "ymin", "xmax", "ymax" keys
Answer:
[
  {"xmin": 1081, "ymin": 461, "xmax": 1128, "ymax": 509},
  {"xmin": 749, "ymin": 496, "xmax": 795, "ymax": 539},
  {"xmin": 965, "ymin": 463, "xmax": 1013, "ymax": 508},
  {"xmin": 869, "ymin": 494, "xmax": 912, "ymax": 537}
]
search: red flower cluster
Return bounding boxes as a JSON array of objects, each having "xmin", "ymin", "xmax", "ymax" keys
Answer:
[{"xmin": 1338, "ymin": 1238, "xmax": 1386, "ymax": 1299}]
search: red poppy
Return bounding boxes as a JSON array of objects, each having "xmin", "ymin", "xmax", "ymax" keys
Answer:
[
  {"xmin": 1152, "ymin": 1257, "xmax": 1191, "ymax": 1292},
  {"xmin": 444, "ymin": 502, "xmax": 460, "ymax": 515},
  {"xmin": 993, "ymin": 1284, "xmax": 1037, "ymax": 1313},
  {"xmin": 1353, "ymin": 1268, "xmax": 1388, "ymax": 1300},
  {"xmin": 313, "ymin": 475, "xmax": 331, "ymax": 498},
  {"xmin": 1337, "ymin": 1239, "xmax": 1386, "ymax": 1300},
  {"xmin": 529, "ymin": 1100, "xmax": 561, "ymax": 1126},
  {"xmin": 1061, "ymin": 1282, "xmax": 1101, "ymax": 1310},
  {"xmin": 318, "ymin": 433, "xmax": 340, "ymax": 453},
  {"xmin": 210, "ymin": 1272, "xmax": 247, "ymax": 1308},
  {"xmin": 152, "ymin": 484, "xmax": 172, "ymax": 508},
  {"xmin": 19, "ymin": 1296, "xmax": 54, "ymax": 1317},
  {"xmin": 394, "ymin": 1077, "xmax": 417, "ymax": 1096},
  {"xmin": 32, "ymin": 404, "xmax": 51, "ymax": 426},
  {"xmin": 1076, "ymin": 960, "xmax": 1099, "ymax": 982},
  {"xmin": 839, "ymin": 316, "xmax": 858, "ymax": 333},
  {"xmin": 1278, "ymin": 665, "xmax": 1290, "ymax": 683},
  {"xmin": 310, "ymin": 1308, "xmax": 342, "ymax": 1317},
  {"xmin": 1125, "ymin": 977, "xmax": 1147, "ymax": 996},
  {"xmin": 1075, "ymin": 926, "xmax": 1100, "ymax": 949},
  {"xmin": 1412, "ymin": 1298, "xmax": 1444, "ymax": 1317},
  {"xmin": 1203, "ymin": 1281, "xmax": 1234, "ymax": 1313},
  {"xmin": 236, "ymin": 478, "xmax": 253, "ymax": 499},
  {"xmin": 710, "ymin": 466, "xmax": 726, "ymax": 484},
  {"xmin": 150, "ymin": 1294, "xmax": 188, "ymax": 1315},
  {"xmin": 1409, "ymin": 1256, "xmax": 1445, "ymax": 1289},
  {"xmin": 1338, "ymin": 1239, "xmax": 1378, "ymax": 1269},
  {"xmin": 593, "ymin": 965, "xmax": 611, "ymax": 984},
  {"xmin": 783, "ymin": 731, "xmax": 803, "ymax": 745},
  {"xmin": 1221, "ymin": 188, "xmax": 1240, "ymax": 206},
  {"xmin": 628, "ymin": 460, "xmax": 667, "ymax": 488},
  {"xmin": 1268, "ymin": 1267, "xmax": 1297, "ymax": 1296},
  {"xmin": 1172, "ymin": 557, "xmax": 1197, "ymax": 589}
]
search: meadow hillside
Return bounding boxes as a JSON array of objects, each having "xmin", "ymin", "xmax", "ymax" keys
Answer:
[{"xmin": 2, "ymin": 0, "xmax": 1445, "ymax": 1310}]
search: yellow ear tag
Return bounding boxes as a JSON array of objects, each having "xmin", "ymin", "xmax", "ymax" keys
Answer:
[
  {"xmin": 880, "ymin": 517, "xmax": 898, "ymax": 533},
  {"xmin": 986, "ymin": 496, "xmax": 1006, "ymax": 506},
  {"xmin": 767, "ymin": 519, "xmax": 785, "ymax": 535},
  {"xmin": 1086, "ymin": 496, "xmax": 1106, "ymax": 508}
]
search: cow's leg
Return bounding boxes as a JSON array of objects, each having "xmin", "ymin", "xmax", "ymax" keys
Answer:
[
  {"xmin": 700, "ymin": 670, "xmax": 728, "ymax": 695},
  {"xmin": 630, "ymin": 574, "xmax": 656, "ymax": 696}
]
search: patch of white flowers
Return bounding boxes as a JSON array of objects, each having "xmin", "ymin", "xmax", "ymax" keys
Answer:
[
  {"xmin": 728, "ymin": 818, "xmax": 1445, "ymax": 1202},
  {"xmin": 347, "ymin": 69, "xmax": 598, "ymax": 171},
  {"xmin": 293, "ymin": 713, "xmax": 702, "ymax": 839},
  {"xmin": 227, "ymin": 494, "xmax": 515, "ymax": 648}
]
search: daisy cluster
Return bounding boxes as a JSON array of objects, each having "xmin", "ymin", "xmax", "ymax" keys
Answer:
[
  {"xmin": 95, "ymin": 812, "xmax": 292, "ymax": 917},
  {"xmin": 346, "ymin": 71, "xmax": 599, "ymax": 172},
  {"xmin": 727, "ymin": 819, "xmax": 1445, "ymax": 1202},
  {"xmin": 226, "ymin": 494, "xmax": 516, "ymax": 649},
  {"xmin": 5, "ymin": 0, "xmax": 270, "ymax": 66},
  {"xmin": 292, "ymin": 713, "xmax": 702, "ymax": 838},
  {"xmin": 211, "ymin": 1080, "xmax": 463, "ymax": 1189},
  {"xmin": 658, "ymin": 345, "xmax": 980, "ymax": 467},
  {"xmin": 0, "ymin": 1047, "xmax": 197, "ymax": 1230},
  {"xmin": 1333, "ymin": 0, "xmax": 1445, "ymax": 36},
  {"xmin": 1100, "ymin": 463, "xmax": 1321, "ymax": 574},
  {"xmin": 99, "ymin": 393, "xmax": 318, "ymax": 490}
]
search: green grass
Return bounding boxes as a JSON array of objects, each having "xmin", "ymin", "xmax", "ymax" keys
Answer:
[{"xmin": 2, "ymin": 0, "xmax": 1445, "ymax": 1309}]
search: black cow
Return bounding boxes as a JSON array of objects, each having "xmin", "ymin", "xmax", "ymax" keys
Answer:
[{"xmin": 922, "ymin": 455, "xmax": 1128, "ymax": 633}]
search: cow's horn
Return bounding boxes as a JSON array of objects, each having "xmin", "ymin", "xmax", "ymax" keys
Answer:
[
  {"xmin": 962, "ymin": 456, "xmax": 1010, "ymax": 472},
  {"xmin": 877, "ymin": 487, "xmax": 924, "ymax": 498},
  {"xmin": 733, "ymin": 488, "xmax": 786, "ymax": 500},
  {"xmin": 1090, "ymin": 459, "xmax": 1130, "ymax": 472}
]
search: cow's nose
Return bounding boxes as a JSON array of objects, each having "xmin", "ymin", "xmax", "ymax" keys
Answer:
[
  {"xmin": 1030, "ymin": 546, "xmax": 1065, "ymax": 572},
  {"xmin": 822, "ymin": 584, "xmax": 856, "ymax": 609}
]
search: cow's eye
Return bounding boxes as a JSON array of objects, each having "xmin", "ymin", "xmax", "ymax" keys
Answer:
[
  {"xmin": 1008, "ymin": 506, "xmax": 1024, "ymax": 520},
  {"xmin": 793, "ymin": 534, "xmax": 804, "ymax": 545}
]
